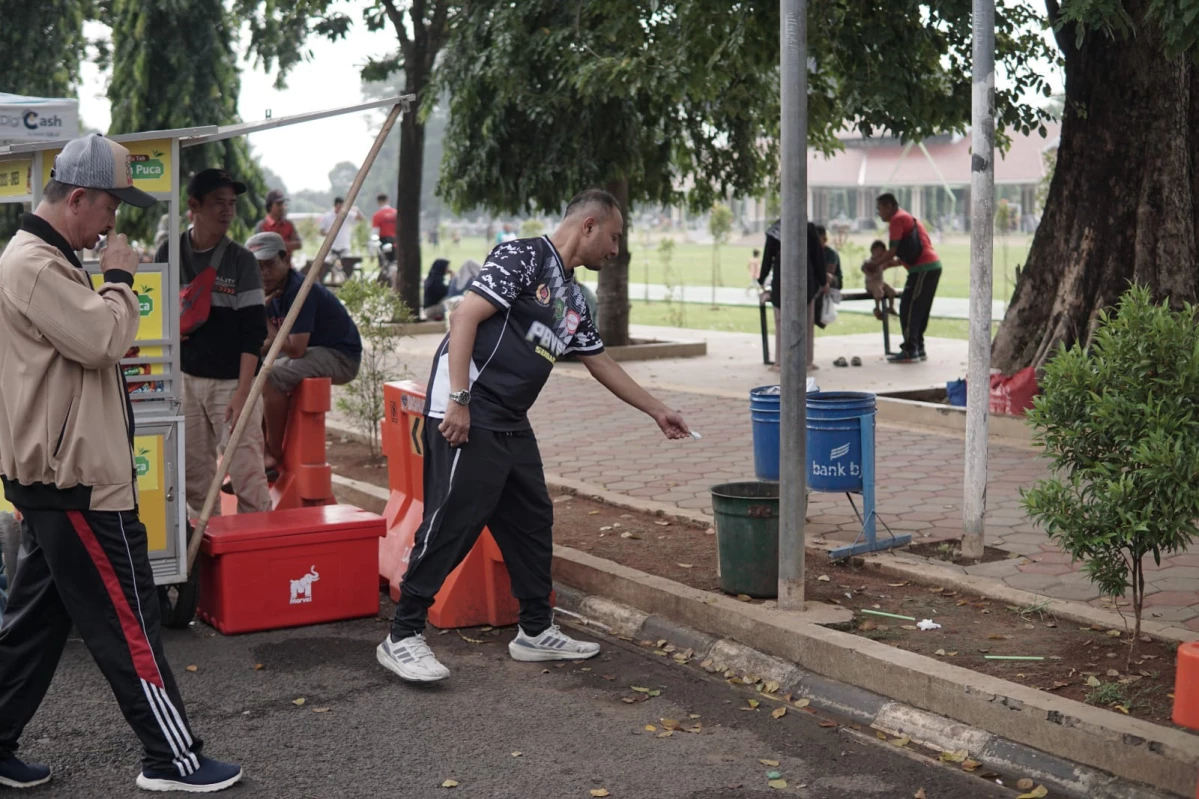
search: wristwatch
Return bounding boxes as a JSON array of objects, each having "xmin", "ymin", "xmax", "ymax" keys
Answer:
[{"xmin": 448, "ymin": 389, "xmax": 471, "ymax": 407}]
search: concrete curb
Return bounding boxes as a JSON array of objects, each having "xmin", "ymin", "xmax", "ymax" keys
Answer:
[
  {"xmin": 860, "ymin": 551, "xmax": 1199, "ymax": 646},
  {"xmin": 552, "ymin": 545, "xmax": 1199, "ymax": 798}
]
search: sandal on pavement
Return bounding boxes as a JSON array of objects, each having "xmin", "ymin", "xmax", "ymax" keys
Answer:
[{"xmin": 833, "ymin": 356, "xmax": 849, "ymax": 368}]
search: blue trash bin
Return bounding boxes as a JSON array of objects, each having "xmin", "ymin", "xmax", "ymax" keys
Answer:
[
  {"xmin": 749, "ymin": 386, "xmax": 781, "ymax": 480},
  {"xmin": 806, "ymin": 391, "xmax": 876, "ymax": 493}
]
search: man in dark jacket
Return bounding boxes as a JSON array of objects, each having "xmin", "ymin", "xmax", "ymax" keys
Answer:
[{"xmin": 757, "ymin": 221, "xmax": 826, "ymax": 370}]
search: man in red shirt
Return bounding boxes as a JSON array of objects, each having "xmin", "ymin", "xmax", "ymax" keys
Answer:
[
  {"xmin": 255, "ymin": 189, "xmax": 302, "ymax": 259},
  {"xmin": 371, "ymin": 193, "xmax": 397, "ymax": 240},
  {"xmin": 868, "ymin": 193, "xmax": 941, "ymax": 363}
]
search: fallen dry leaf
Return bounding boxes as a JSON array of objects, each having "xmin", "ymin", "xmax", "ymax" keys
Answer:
[
  {"xmin": 891, "ymin": 736, "xmax": 911, "ymax": 747},
  {"xmin": 987, "ymin": 634, "xmax": 1012, "ymax": 641},
  {"xmin": 1107, "ymin": 630, "xmax": 1122, "ymax": 638},
  {"xmin": 817, "ymin": 575, "xmax": 831, "ymax": 582},
  {"xmin": 589, "ymin": 790, "xmax": 610, "ymax": 798},
  {"xmin": 763, "ymin": 680, "xmax": 780, "ymax": 694},
  {"xmin": 876, "ymin": 730, "xmax": 889, "ymax": 741},
  {"xmin": 661, "ymin": 718, "xmax": 683, "ymax": 730},
  {"xmin": 935, "ymin": 649, "xmax": 946, "ymax": 657},
  {"xmin": 961, "ymin": 759, "xmax": 981, "ymax": 772},
  {"xmin": 655, "ymin": 520, "xmax": 671, "ymax": 527},
  {"xmin": 759, "ymin": 759, "xmax": 780, "ymax": 767},
  {"xmin": 887, "ymin": 582, "xmax": 909, "ymax": 587},
  {"xmin": 747, "ymin": 699, "xmax": 760, "ymax": 709},
  {"xmin": 620, "ymin": 698, "xmax": 637, "ymax": 704},
  {"xmin": 312, "ymin": 707, "xmax": 331, "ymax": 713},
  {"xmin": 645, "ymin": 725, "xmax": 657, "ymax": 732},
  {"xmin": 1106, "ymin": 669, "xmax": 1120, "ymax": 677},
  {"xmin": 940, "ymin": 749, "xmax": 968, "ymax": 764},
  {"xmin": 1086, "ymin": 676, "xmax": 1102, "ymax": 687},
  {"xmin": 771, "ymin": 707, "xmax": 787, "ymax": 719},
  {"xmin": 914, "ymin": 789, "xmax": 927, "ymax": 799},
  {"xmin": 619, "ymin": 531, "xmax": 641, "ymax": 540},
  {"xmin": 292, "ymin": 698, "xmax": 306, "ymax": 706},
  {"xmin": 768, "ymin": 779, "xmax": 787, "ymax": 790},
  {"xmin": 676, "ymin": 563, "xmax": 693, "ymax": 569},
  {"xmin": 794, "ymin": 698, "xmax": 811, "ymax": 709},
  {"xmin": 1017, "ymin": 778, "xmax": 1034, "ymax": 790},
  {"xmin": 818, "ymin": 720, "xmax": 839, "ymax": 728},
  {"xmin": 1114, "ymin": 705, "xmax": 1130, "ymax": 714},
  {"xmin": 736, "ymin": 594, "xmax": 753, "ymax": 602},
  {"xmin": 185, "ymin": 665, "xmax": 198, "ymax": 673},
  {"xmin": 656, "ymin": 731, "xmax": 673, "ymax": 738},
  {"xmin": 441, "ymin": 779, "xmax": 458, "ymax": 789},
  {"xmin": 253, "ymin": 664, "xmax": 264, "ymax": 671},
  {"xmin": 511, "ymin": 752, "xmax": 522, "ymax": 757},
  {"xmin": 1017, "ymin": 785, "xmax": 1048, "ymax": 799},
  {"xmin": 900, "ymin": 625, "xmax": 918, "ymax": 631}
]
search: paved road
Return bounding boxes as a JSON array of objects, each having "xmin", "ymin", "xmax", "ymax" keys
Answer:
[{"xmin": 18, "ymin": 606, "xmax": 1011, "ymax": 798}]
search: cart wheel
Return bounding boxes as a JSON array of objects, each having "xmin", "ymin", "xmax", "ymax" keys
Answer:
[{"xmin": 159, "ymin": 559, "xmax": 200, "ymax": 629}]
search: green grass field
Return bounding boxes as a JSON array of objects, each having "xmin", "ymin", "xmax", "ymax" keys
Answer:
[
  {"xmin": 625, "ymin": 300, "xmax": 997, "ymax": 341},
  {"xmin": 407, "ymin": 233, "xmax": 1030, "ymax": 302}
]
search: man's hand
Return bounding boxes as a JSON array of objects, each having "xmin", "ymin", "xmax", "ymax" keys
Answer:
[
  {"xmin": 101, "ymin": 234, "xmax": 139, "ymax": 276},
  {"xmin": 226, "ymin": 388, "xmax": 249, "ymax": 428},
  {"xmin": 439, "ymin": 401, "xmax": 471, "ymax": 447},
  {"xmin": 652, "ymin": 407, "xmax": 691, "ymax": 440}
]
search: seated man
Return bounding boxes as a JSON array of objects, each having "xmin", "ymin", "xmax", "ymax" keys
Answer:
[{"xmin": 246, "ymin": 233, "xmax": 363, "ymax": 473}]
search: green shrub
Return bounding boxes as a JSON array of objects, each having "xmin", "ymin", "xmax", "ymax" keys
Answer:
[
  {"xmin": 1022, "ymin": 285, "xmax": 1199, "ymax": 666},
  {"xmin": 335, "ymin": 278, "xmax": 413, "ymax": 456}
]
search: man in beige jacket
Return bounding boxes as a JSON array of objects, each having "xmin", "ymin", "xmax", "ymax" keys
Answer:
[{"xmin": 0, "ymin": 134, "xmax": 241, "ymax": 793}]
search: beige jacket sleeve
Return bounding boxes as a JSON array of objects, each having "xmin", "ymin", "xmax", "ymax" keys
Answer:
[{"xmin": 19, "ymin": 259, "xmax": 140, "ymax": 369}]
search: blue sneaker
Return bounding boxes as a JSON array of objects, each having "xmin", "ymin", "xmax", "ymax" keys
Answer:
[
  {"xmin": 136, "ymin": 756, "xmax": 242, "ymax": 793},
  {"xmin": 0, "ymin": 756, "xmax": 51, "ymax": 789}
]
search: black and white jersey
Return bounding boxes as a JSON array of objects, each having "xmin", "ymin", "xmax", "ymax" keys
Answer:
[{"xmin": 426, "ymin": 236, "xmax": 604, "ymax": 431}]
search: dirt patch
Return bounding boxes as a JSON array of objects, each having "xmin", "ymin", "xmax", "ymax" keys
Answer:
[
  {"xmin": 325, "ymin": 434, "xmax": 1183, "ymax": 733},
  {"xmin": 905, "ymin": 540, "xmax": 1011, "ymax": 566}
]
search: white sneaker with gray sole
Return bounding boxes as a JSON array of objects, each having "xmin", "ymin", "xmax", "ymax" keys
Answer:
[
  {"xmin": 377, "ymin": 634, "xmax": 450, "ymax": 682},
  {"xmin": 508, "ymin": 624, "xmax": 601, "ymax": 662}
]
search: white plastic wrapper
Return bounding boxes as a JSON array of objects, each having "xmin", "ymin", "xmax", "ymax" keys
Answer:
[{"xmin": 917, "ymin": 619, "xmax": 942, "ymax": 631}]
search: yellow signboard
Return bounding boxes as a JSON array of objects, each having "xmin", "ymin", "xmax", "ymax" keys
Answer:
[
  {"xmin": 134, "ymin": 434, "xmax": 168, "ymax": 552},
  {"xmin": 0, "ymin": 159, "xmax": 32, "ymax": 198},
  {"xmin": 42, "ymin": 138, "xmax": 171, "ymax": 195},
  {"xmin": 41, "ymin": 149, "xmax": 62, "ymax": 188},
  {"xmin": 91, "ymin": 271, "xmax": 164, "ymax": 341},
  {"xmin": 0, "ymin": 494, "xmax": 13, "ymax": 516}
]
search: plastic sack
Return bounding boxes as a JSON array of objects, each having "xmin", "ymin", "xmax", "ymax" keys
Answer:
[{"xmin": 988, "ymin": 366, "xmax": 1039, "ymax": 417}]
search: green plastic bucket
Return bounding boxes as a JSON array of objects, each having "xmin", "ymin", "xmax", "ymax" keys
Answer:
[{"xmin": 710, "ymin": 481, "xmax": 779, "ymax": 598}]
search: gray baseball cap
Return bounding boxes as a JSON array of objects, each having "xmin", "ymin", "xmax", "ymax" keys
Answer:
[
  {"xmin": 246, "ymin": 231, "xmax": 288, "ymax": 261},
  {"xmin": 49, "ymin": 133, "xmax": 157, "ymax": 208}
]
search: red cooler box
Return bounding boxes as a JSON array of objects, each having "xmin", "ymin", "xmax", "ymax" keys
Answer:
[{"xmin": 198, "ymin": 505, "xmax": 386, "ymax": 634}]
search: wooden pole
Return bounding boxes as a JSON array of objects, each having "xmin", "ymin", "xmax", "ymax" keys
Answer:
[{"xmin": 185, "ymin": 99, "xmax": 407, "ymax": 574}]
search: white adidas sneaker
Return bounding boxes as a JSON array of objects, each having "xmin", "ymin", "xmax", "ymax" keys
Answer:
[
  {"xmin": 508, "ymin": 624, "xmax": 601, "ymax": 662},
  {"xmin": 376, "ymin": 634, "xmax": 451, "ymax": 682}
]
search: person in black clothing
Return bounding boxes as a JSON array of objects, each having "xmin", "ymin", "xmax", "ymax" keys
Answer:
[
  {"xmin": 156, "ymin": 169, "xmax": 271, "ymax": 515},
  {"xmin": 422, "ymin": 258, "xmax": 452, "ymax": 321},
  {"xmin": 757, "ymin": 220, "xmax": 827, "ymax": 370},
  {"xmin": 375, "ymin": 189, "xmax": 692, "ymax": 683}
]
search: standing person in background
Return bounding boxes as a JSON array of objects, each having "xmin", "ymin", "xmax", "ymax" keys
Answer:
[
  {"xmin": 746, "ymin": 248, "xmax": 761, "ymax": 294},
  {"xmin": 159, "ymin": 169, "xmax": 271, "ymax": 516},
  {"xmin": 319, "ymin": 197, "xmax": 363, "ymax": 270},
  {"xmin": 816, "ymin": 226, "xmax": 842, "ymax": 290},
  {"xmin": 868, "ymin": 193, "xmax": 942, "ymax": 363},
  {"xmin": 757, "ymin": 221, "xmax": 827, "ymax": 371},
  {"xmin": 254, "ymin": 189, "xmax": 302, "ymax": 260},
  {"xmin": 372, "ymin": 193, "xmax": 397, "ymax": 248}
]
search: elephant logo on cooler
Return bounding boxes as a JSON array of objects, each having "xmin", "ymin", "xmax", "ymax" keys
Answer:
[{"xmin": 289, "ymin": 566, "xmax": 320, "ymax": 604}]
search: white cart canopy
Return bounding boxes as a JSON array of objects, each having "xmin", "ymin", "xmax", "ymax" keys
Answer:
[{"xmin": 0, "ymin": 92, "xmax": 79, "ymax": 144}]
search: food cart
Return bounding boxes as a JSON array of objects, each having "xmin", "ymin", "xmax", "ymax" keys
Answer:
[{"xmin": 0, "ymin": 97, "xmax": 409, "ymax": 626}]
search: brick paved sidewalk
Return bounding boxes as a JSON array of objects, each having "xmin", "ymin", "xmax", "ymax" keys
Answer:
[{"xmin": 524, "ymin": 371, "xmax": 1199, "ymax": 634}]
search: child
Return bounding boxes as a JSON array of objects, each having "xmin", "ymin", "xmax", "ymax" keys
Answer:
[{"xmin": 862, "ymin": 240, "xmax": 898, "ymax": 320}]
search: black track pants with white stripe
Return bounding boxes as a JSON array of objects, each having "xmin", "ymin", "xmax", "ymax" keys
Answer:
[
  {"xmin": 392, "ymin": 420, "xmax": 555, "ymax": 639},
  {"xmin": 0, "ymin": 507, "xmax": 203, "ymax": 776}
]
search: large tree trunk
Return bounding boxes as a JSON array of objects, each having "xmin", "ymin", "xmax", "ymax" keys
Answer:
[
  {"xmin": 991, "ymin": 0, "xmax": 1198, "ymax": 373},
  {"xmin": 598, "ymin": 177, "xmax": 631, "ymax": 346},
  {"xmin": 393, "ymin": 63, "xmax": 427, "ymax": 313}
]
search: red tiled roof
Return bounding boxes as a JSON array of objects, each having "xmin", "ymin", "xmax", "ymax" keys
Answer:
[{"xmin": 808, "ymin": 123, "xmax": 1060, "ymax": 187}]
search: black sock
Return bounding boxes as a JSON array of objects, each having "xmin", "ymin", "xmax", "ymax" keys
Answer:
[
  {"xmin": 520, "ymin": 623, "xmax": 550, "ymax": 638},
  {"xmin": 390, "ymin": 630, "xmax": 418, "ymax": 644}
]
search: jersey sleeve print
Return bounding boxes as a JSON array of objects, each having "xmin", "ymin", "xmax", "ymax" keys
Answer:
[{"xmin": 469, "ymin": 241, "xmax": 541, "ymax": 309}]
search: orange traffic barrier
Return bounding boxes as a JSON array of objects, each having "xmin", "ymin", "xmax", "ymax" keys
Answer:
[
  {"xmin": 379, "ymin": 380, "xmax": 535, "ymax": 629},
  {"xmin": 1172, "ymin": 641, "xmax": 1199, "ymax": 798},
  {"xmin": 218, "ymin": 377, "xmax": 335, "ymax": 515}
]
